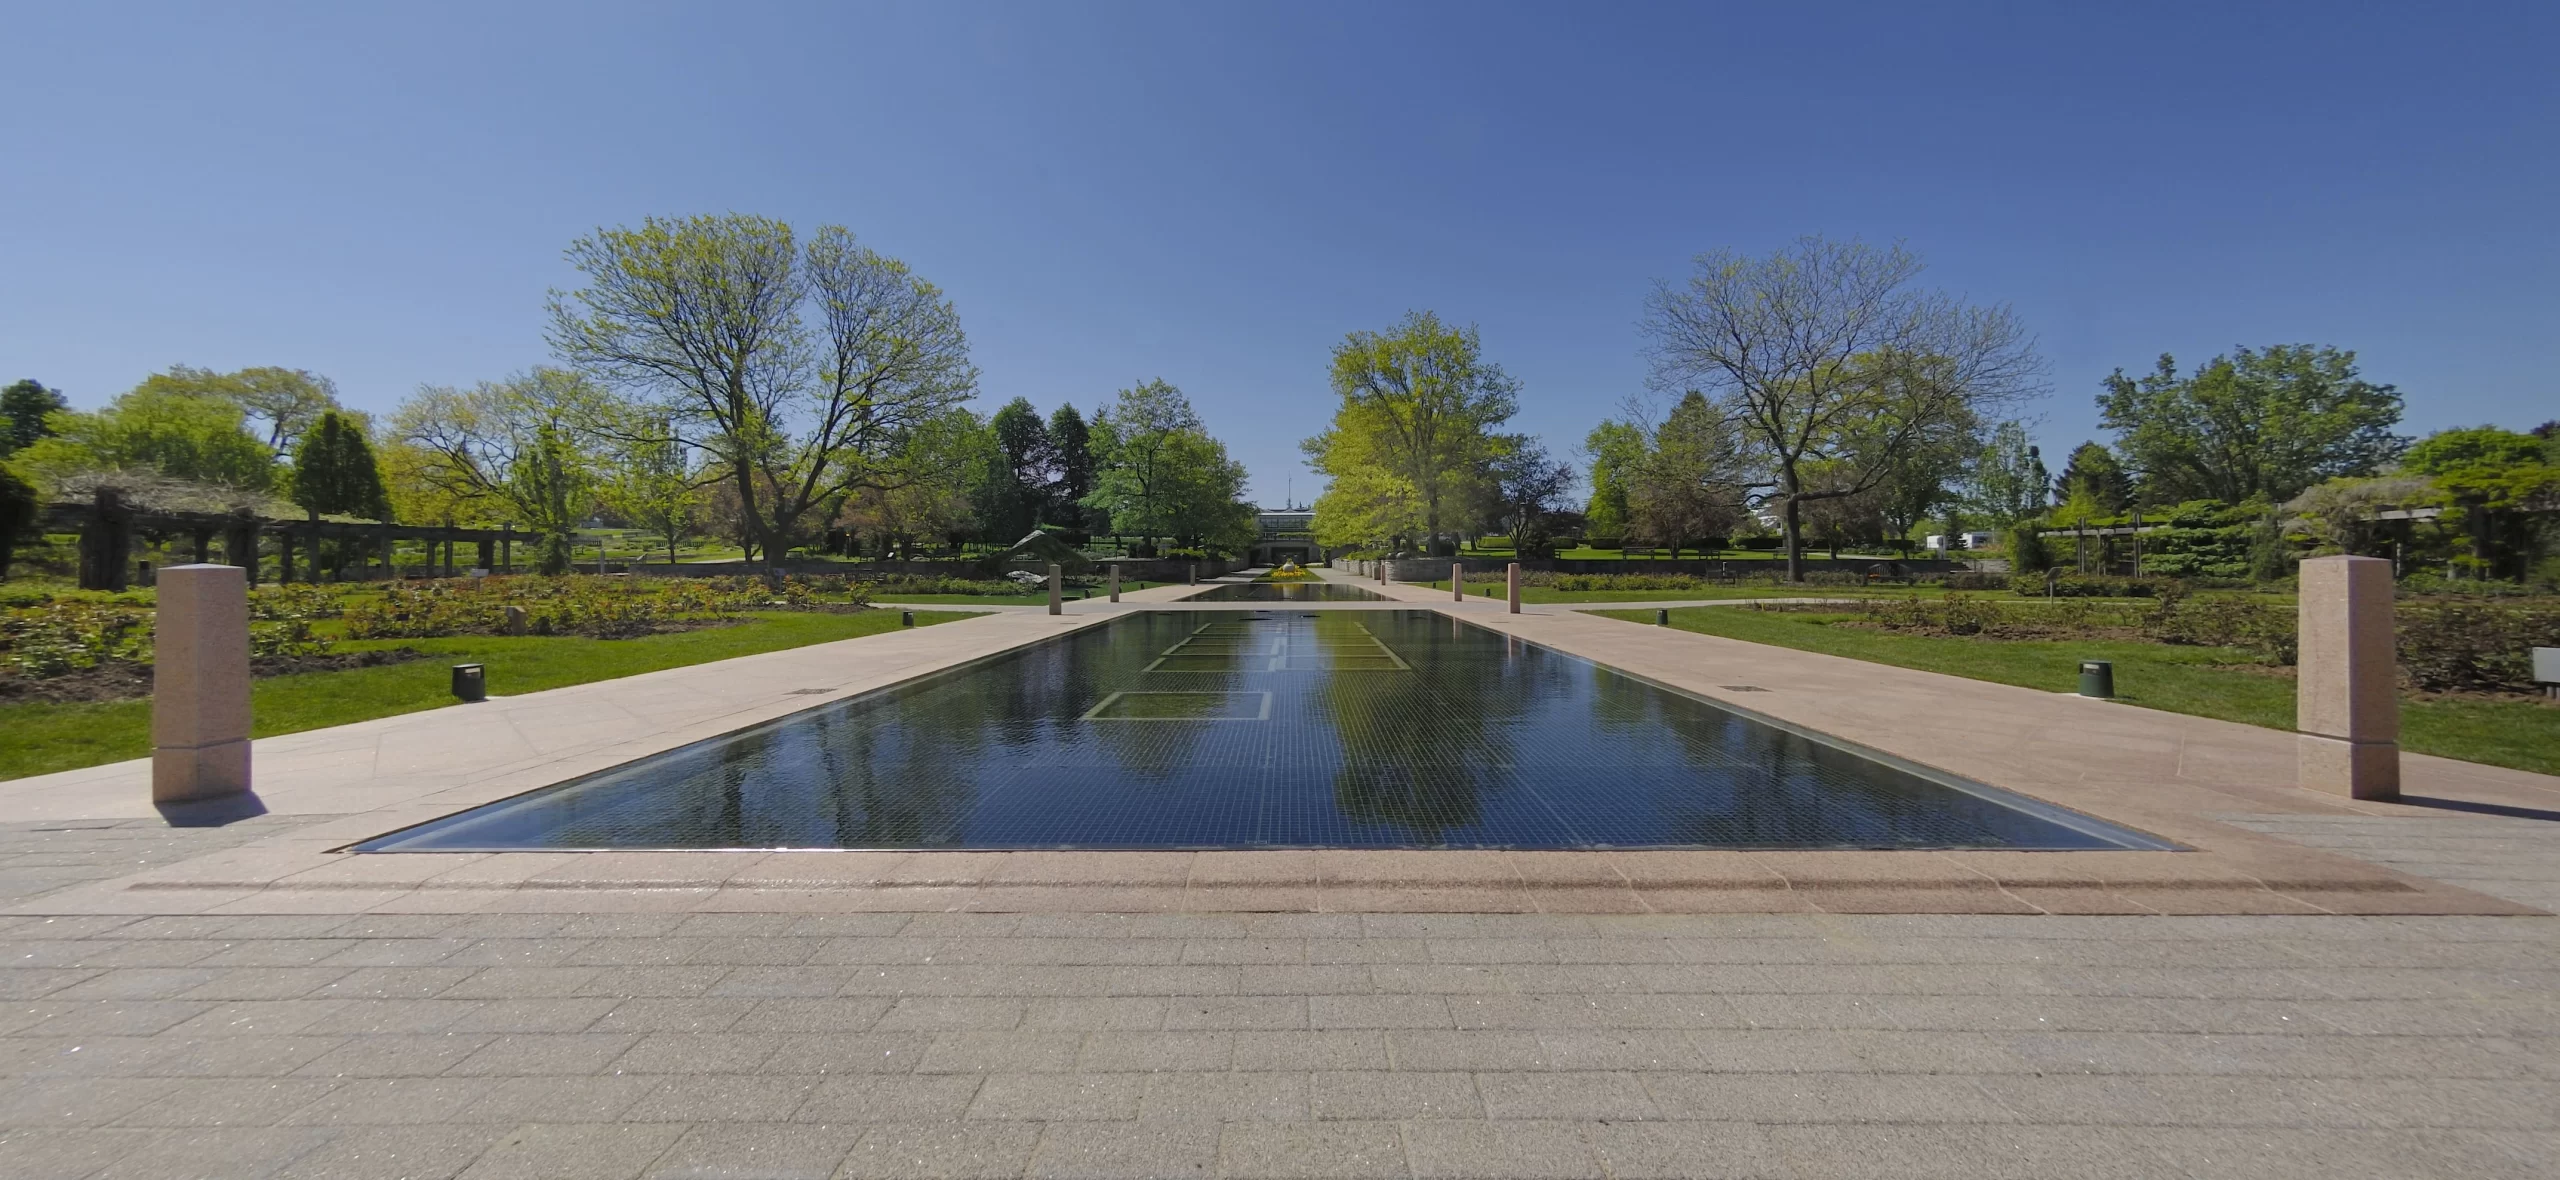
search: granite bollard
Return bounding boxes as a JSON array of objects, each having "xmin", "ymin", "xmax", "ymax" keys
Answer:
[
  {"xmin": 1507, "ymin": 562, "xmax": 1522, "ymax": 614},
  {"xmin": 151, "ymin": 564, "xmax": 251, "ymax": 803},
  {"xmin": 1108, "ymin": 565, "xmax": 1121, "ymax": 603},
  {"xmin": 2297, "ymin": 554, "xmax": 2398, "ymax": 799},
  {"xmin": 1047, "ymin": 563, "xmax": 1063, "ymax": 615},
  {"xmin": 1452, "ymin": 563, "xmax": 1464, "ymax": 602}
]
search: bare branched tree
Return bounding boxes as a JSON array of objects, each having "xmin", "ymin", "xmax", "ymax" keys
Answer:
[{"xmin": 1641, "ymin": 236, "xmax": 2043, "ymax": 579}]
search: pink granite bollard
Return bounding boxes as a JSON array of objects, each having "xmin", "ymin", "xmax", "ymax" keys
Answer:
[
  {"xmin": 1048, "ymin": 563, "xmax": 1064, "ymax": 616},
  {"xmin": 1108, "ymin": 564, "xmax": 1121, "ymax": 603},
  {"xmin": 152, "ymin": 564, "xmax": 251, "ymax": 803},
  {"xmin": 2297, "ymin": 555, "xmax": 2398, "ymax": 799},
  {"xmin": 1507, "ymin": 563, "xmax": 1521, "ymax": 614},
  {"xmin": 1452, "ymin": 563, "xmax": 1464, "ymax": 602}
]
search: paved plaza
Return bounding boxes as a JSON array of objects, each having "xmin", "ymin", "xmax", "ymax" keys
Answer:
[{"xmin": 2, "ymin": 573, "xmax": 2555, "ymax": 1177}]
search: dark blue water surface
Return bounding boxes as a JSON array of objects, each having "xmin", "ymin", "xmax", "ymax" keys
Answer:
[{"xmin": 356, "ymin": 610, "xmax": 2167, "ymax": 852}]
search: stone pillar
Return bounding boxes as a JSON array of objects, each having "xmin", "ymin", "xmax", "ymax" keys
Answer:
[
  {"xmin": 1108, "ymin": 565, "xmax": 1121, "ymax": 603},
  {"xmin": 1452, "ymin": 563, "xmax": 1464, "ymax": 602},
  {"xmin": 278, "ymin": 529, "xmax": 296, "ymax": 584},
  {"xmin": 1507, "ymin": 563, "xmax": 1522, "ymax": 614},
  {"xmin": 152, "ymin": 564, "xmax": 252, "ymax": 803},
  {"xmin": 1188, "ymin": 564, "xmax": 1198, "ymax": 586},
  {"xmin": 1048, "ymin": 564, "xmax": 1063, "ymax": 616},
  {"xmin": 2298, "ymin": 555, "xmax": 2398, "ymax": 799}
]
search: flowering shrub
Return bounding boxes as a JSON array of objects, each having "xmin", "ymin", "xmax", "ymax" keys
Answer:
[
  {"xmin": 2, "ymin": 601, "xmax": 153, "ymax": 677},
  {"xmin": 337, "ymin": 574, "xmax": 873, "ymax": 640}
]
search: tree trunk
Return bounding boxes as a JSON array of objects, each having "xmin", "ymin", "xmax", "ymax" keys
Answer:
[{"xmin": 1782, "ymin": 496, "xmax": 1804, "ymax": 582}]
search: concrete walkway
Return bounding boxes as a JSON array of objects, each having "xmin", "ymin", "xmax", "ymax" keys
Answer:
[{"xmin": 1, "ymin": 571, "xmax": 2554, "ymax": 1176}]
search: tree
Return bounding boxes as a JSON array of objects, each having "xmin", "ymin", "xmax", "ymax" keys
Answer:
[
  {"xmin": 1625, "ymin": 392, "xmax": 1747, "ymax": 556},
  {"xmin": 548, "ymin": 214, "xmax": 978, "ymax": 564},
  {"xmin": 1085, "ymin": 379, "xmax": 1206, "ymax": 550},
  {"xmin": 1581, "ymin": 421, "xmax": 1643, "ymax": 545},
  {"xmin": 1046, "ymin": 403, "xmax": 1097, "ymax": 532},
  {"xmin": 0, "ymin": 464, "xmax": 36, "ymax": 580},
  {"xmin": 1641, "ymin": 236, "xmax": 2041, "ymax": 580},
  {"xmin": 2403, "ymin": 426, "xmax": 2559, "ymax": 578},
  {"xmin": 602, "ymin": 412, "xmax": 706, "ymax": 564},
  {"xmin": 1968, "ymin": 421, "xmax": 2048, "ymax": 525},
  {"xmin": 2097, "ymin": 345, "xmax": 2406, "ymax": 505},
  {"xmin": 290, "ymin": 410, "xmax": 393, "ymax": 521},
  {"xmin": 1481, "ymin": 435, "xmax": 1576, "ymax": 557},
  {"xmin": 125, "ymin": 365, "xmax": 347, "ymax": 458},
  {"xmin": 391, "ymin": 368, "xmax": 613, "ymax": 550},
  {"xmin": 2053, "ymin": 442, "xmax": 2132, "ymax": 514},
  {"xmin": 1321, "ymin": 311, "xmax": 1520, "ymax": 555},
  {"xmin": 13, "ymin": 384, "xmax": 277, "ymax": 491},
  {"xmin": 1, "ymin": 379, "xmax": 67, "ymax": 455},
  {"xmin": 978, "ymin": 397, "xmax": 1052, "ymax": 542}
]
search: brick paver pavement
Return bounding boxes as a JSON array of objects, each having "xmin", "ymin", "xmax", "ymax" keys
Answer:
[{"xmin": 4, "ymin": 810, "xmax": 2556, "ymax": 1179}]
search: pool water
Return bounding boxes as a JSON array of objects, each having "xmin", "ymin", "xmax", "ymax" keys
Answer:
[{"xmin": 355, "ymin": 610, "xmax": 2167, "ymax": 852}]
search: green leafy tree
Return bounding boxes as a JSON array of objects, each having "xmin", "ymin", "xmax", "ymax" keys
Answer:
[
  {"xmin": 1967, "ymin": 421, "xmax": 2048, "ymax": 525},
  {"xmin": 391, "ymin": 367, "xmax": 614, "ymax": 557},
  {"xmin": 1, "ymin": 379, "xmax": 68, "ymax": 455},
  {"xmin": 548, "ymin": 214, "xmax": 978, "ymax": 564},
  {"xmin": 1319, "ymin": 311, "xmax": 1520, "ymax": 555},
  {"xmin": 602, "ymin": 412, "xmax": 706, "ymax": 564},
  {"xmin": 132, "ymin": 365, "xmax": 346, "ymax": 457},
  {"xmin": 1086, "ymin": 379, "xmax": 1205, "ymax": 550},
  {"xmin": 1641, "ymin": 236, "xmax": 2040, "ymax": 580},
  {"xmin": 290, "ymin": 410, "xmax": 393, "ymax": 521},
  {"xmin": 2097, "ymin": 345, "xmax": 2406, "ymax": 504},
  {"xmin": 1580, "ymin": 420, "xmax": 1643, "ymax": 545},
  {"xmin": 14, "ymin": 384, "xmax": 277, "ymax": 490},
  {"xmin": 0, "ymin": 464, "xmax": 37, "ymax": 579},
  {"xmin": 1626, "ymin": 392, "xmax": 1747, "ymax": 556},
  {"xmin": 2403, "ymin": 426, "xmax": 2559, "ymax": 578},
  {"xmin": 2053, "ymin": 441, "xmax": 2133, "ymax": 514}
]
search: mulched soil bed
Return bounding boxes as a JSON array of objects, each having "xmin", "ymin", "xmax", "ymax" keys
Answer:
[{"xmin": 0, "ymin": 649, "xmax": 430, "ymax": 705}]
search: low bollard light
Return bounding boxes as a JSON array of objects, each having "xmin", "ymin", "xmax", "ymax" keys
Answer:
[
  {"xmin": 451, "ymin": 663, "xmax": 487, "ymax": 702},
  {"xmin": 901, "ymin": 610, "xmax": 915, "ymax": 627},
  {"xmin": 1656, "ymin": 609, "xmax": 1670, "ymax": 626},
  {"xmin": 2077, "ymin": 660, "xmax": 2114, "ymax": 698}
]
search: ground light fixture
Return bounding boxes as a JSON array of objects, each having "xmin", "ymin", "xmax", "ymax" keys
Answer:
[{"xmin": 450, "ymin": 663, "xmax": 486, "ymax": 702}]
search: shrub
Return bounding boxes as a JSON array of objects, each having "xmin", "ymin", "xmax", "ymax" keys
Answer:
[
  {"xmin": 1, "ymin": 600, "xmax": 153, "ymax": 677},
  {"xmin": 2397, "ymin": 602, "xmax": 2560, "ymax": 693},
  {"xmin": 2144, "ymin": 590, "xmax": 2297, "ymax": 663}
]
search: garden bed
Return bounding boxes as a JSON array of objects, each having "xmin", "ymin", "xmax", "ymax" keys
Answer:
[{"xmin": 0, "ymin": 648, "xmax": 432, "ymax": 704}]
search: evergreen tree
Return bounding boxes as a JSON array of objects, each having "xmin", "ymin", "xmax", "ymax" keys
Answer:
[
  {"xmin": 1046, "ymin": 404, "xmax": 1096, "ymax": 531},
  {"xmin": 1, "ymin": 379, "xmax": 68, "ymax": 455},
  {"xmin": 2054, "ymin": 442, "xmax": 2133, "ymax": 513},
  {"xmin": 290, "ymin": 411, "xmax": 393, "ymax": 521},
  {"xmin": 984, "ymin": 397, "xmax": 1051, "ymax": 541}
]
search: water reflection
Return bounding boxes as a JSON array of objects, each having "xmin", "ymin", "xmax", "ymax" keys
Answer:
[{"xmin": 359, "ymin": 609, "xmax": 2155, "ymax": 852}]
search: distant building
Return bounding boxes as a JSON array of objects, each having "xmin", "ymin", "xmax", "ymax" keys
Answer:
[
  {"xmin": 1924, "ymin": 532, "xmax": 1998, "ymax": 552},
  {"xmin": 1249, "ymin": 508, "xmax": 1317, "ymax": 567}
]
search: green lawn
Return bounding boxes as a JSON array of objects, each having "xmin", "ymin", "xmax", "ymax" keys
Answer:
[
  {"xmin": 1595, "ymin": 606, "xmax": 2560, "ymax": 776},
  {"xmin": 0, "ymin": 609, "xmax": 965, "ymax": 782}
]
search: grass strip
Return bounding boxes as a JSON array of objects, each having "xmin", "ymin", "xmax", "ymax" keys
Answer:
[
  {"xmin": 1595, "ymin": 606, "xmax": 2559, "ymax": 777},
  {"xmin": 0, "ymin": 609, "xmax": 964, "ymax": 782}
]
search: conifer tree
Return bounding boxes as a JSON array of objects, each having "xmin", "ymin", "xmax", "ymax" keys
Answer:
[{"xmin": 290, "ymin": 411, "xmax": 393, "ymax": 521}]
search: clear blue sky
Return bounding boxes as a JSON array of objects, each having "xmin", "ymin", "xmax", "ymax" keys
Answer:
[{"xmin": 6, "ymin": 2, "xmax": 2553, "ymax": 505}]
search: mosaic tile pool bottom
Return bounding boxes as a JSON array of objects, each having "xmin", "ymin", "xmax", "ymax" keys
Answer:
[{"xmin": 356, "ymin": 611, "xmax": 2168, "ymax": 852}]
